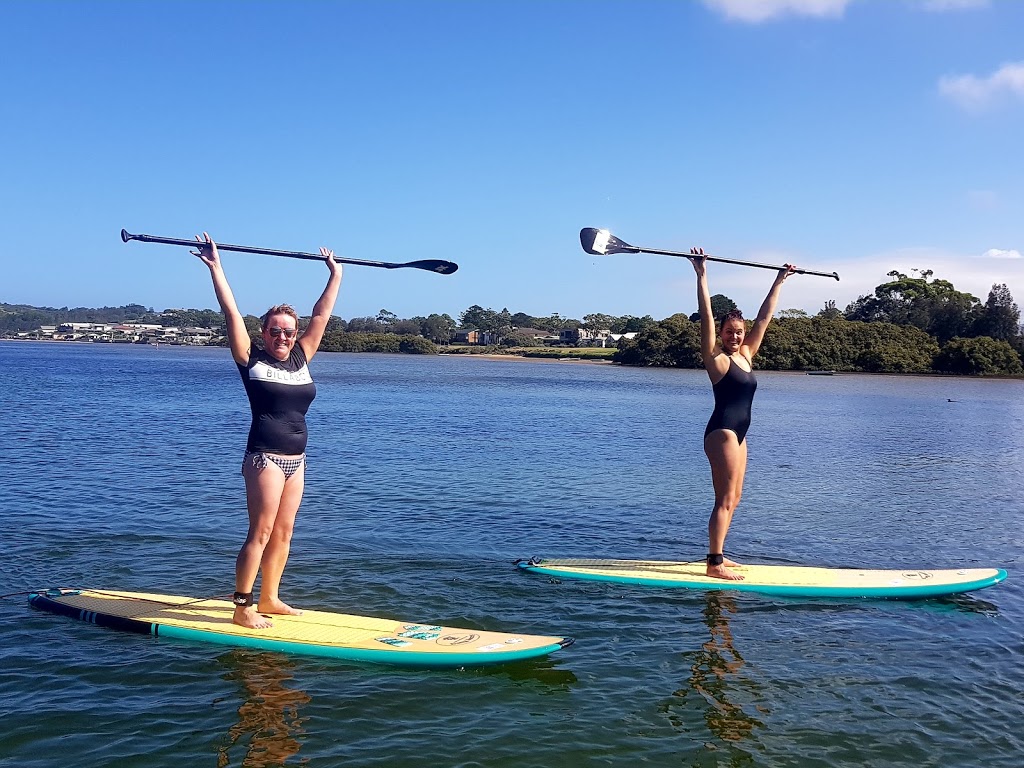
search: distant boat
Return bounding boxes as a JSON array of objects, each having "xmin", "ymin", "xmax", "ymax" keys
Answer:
[{"xmin": 806, "ymin": 370, "xmax": 835, "ymax": 376}]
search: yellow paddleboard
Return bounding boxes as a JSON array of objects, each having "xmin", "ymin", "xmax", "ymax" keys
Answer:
[
  {"xmin": 29, "ymin": 588, "xmax": 572, "ymax": 668},
  {"xmin": 517, "ymin": 558, "xmax": 1007, "ymax": 598}
]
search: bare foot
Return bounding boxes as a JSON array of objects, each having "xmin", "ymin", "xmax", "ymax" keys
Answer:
[
  {"xmin": 233, "ymin": 605, "xmax": 273, "ymax": 629},
  {"xmin": 723, "ymin": 557, "xmax": 743, "ymax": 568},
  {"xmin": 707, "ymin": 563, "xmax": 745, "ymax": 581},
  {"xmin": 257, "ymin": 598, "xmax": 303, "ymax": 616}
]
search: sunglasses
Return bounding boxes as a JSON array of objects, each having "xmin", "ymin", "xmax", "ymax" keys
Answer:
[{"xmin": 268, "ymin": 327, "xmax": 297, "ymax": 339}]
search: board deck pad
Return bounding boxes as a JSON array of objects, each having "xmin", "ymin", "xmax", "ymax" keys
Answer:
[
  {"xmin": 517, "ymin": 558, "xmax": 1007, "ymax": 598},
  {"xmin": 29, "ymin": 589, "xmax": 572, "ymax": 668}
]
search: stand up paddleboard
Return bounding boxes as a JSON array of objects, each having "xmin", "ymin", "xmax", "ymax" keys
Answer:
[
  {"xmin": 516, "ymin": 558, "xmax": 1007, "ymax": 599},
  {"xmin": 29, "ymin": 589, "xmax": 572, "ymax": 668}
]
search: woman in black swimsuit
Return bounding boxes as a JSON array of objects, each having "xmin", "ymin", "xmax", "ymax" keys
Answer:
[
  {"xmin": 691, "ymin": 249, "xmax": 795, "ymax": 581},
  {"xmin": 193, "ymin": 232, "xmax": 342, "ymax": 629}
]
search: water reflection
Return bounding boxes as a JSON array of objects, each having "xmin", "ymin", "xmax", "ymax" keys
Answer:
[
  {"xmin": 216, "ymin": 651, "xmax": 310, "ymax": 768},
  {"xmin": 929, "ymin": 592, "xmax": 1002, "ymax": 617},
  {"xmin": 477, "ymin": 656, "xmax": 579, "ymax": 689},
  {"xmin": 668, "ymin": 592, "xmax": 764, "ymax": 757}
]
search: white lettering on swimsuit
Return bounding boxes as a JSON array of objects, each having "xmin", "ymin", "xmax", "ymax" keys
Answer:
[{"xmin": 249, "ymin": 360, "xmax": 313, "ymax": 386}]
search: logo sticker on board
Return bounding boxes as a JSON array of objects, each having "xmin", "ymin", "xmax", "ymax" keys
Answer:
[
  {"xmin": 376, "ymin": 637, "xmax": 410, "ymax": 648},
  {"xmin": 436, "ymin": 633, "xmax": 480, "ymax": 646}
]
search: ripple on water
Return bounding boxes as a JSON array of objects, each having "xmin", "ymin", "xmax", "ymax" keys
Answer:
[{"xmin": 2, "ymin": 345, "xmax": 1022, "ymax": 767}]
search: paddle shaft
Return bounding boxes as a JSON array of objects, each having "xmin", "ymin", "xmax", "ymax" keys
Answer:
[
  {"xmin": 638, "ymin": 245, "xmax": 839, "ymax": 281},
  {"xmin": 120, "ymin": 229, "xmax": 458, "ymax": 274}
]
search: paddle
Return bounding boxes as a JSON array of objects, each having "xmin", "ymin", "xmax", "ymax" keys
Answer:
[
  {"xmin": 580, "ymin": 227, "xmax": 839, "ymax": 281},
  {"xmin": 121, "ymin": 229, "xmax": 459, "ymax": 275}
]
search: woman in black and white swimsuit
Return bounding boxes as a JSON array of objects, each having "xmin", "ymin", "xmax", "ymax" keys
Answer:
[
  {"xmin": 193, "ymin": 232, "xmax": 341, "ymax": 629},
  {"xmin": 691, "ymin": 249, "xmax": 795, "ymax": 581}
]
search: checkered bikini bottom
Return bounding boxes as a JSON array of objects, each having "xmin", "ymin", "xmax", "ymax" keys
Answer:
[{"xmin": 242, "ymin": 451, "xmax": 307, "ymax": 479}]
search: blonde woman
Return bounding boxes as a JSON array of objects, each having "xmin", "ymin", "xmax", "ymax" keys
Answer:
[{"xmin": 194, "ymin": 232, "xmax": 341, "ymax": 628}]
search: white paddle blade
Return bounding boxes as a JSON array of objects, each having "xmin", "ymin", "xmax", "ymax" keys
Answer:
[
  {"xmin": 580, "ymin": 227, "xmax": 640, "ymax": 255},
  {"xmin": 580, "ymin": 227, "xmax": 608, "ymax": 254}
]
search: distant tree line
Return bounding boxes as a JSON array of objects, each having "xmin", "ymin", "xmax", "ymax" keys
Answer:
[
  {"xmin": 6, "ymin": 268, "xmax": 1021, "ymax": 374},
  {"xmin": 3, "ymin": 300, "xmax": 656, "ymax": 351},
  {"xmin": 0, "ymin": 303, "xmax": 226, "ymax": 333},
  {"xmin": 615, "ymin": 270, "xmax": 1023, "ymax": 376}
]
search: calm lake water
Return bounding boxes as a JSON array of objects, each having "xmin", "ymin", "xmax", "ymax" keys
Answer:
[{"xmin": 2, "ymin": 341, "xmax": 1022, "ymax": 767}]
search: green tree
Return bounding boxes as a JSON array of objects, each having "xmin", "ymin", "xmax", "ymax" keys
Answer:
[
  {"xmin": 614, "ymin": 314, "xmax": 701, "ymax": 368},
  {"xmin": 689, "ymin": 294, "xmax": 738, "ymax": 323},
  {"xmin": 243, "ymin": 315, "xmax": 261, "ymax": 335},
  {"xmin": 817, "ymin": 300, "xmax": 843, "ymax": 320},
  {"xmin": 845, "ymin": 270, "xmax": 979, "ymax": 343},
  {"xmin": 613, "ymin": 315, "xmax": 657, "ymax": 334},
  {"xmin": 421, "ymin": 313, "xmax": 456, "ymax": 343},
  {"xmin": 346, "ymin": 316, "xmax": 379, "ymax": 333},
  {"xmin": 496, "ymin": 308, "xmax": 514, "ymax": 342},
  {"xmin": 972, "ymin": 284, "xmax": 1020, "ymax": 342},
  {"xmin": 398, "ymin": 336, "xmax": 437, "ymax": 354},
  {"xmin": 583, "ymin": 313, "xmax": 618, "ymax": 332},
  {"xmin": 934, "ymin": 336, "xmax": 1023, "ymax": 376},
  {"xmin": 459, "ymin": 305, "xmax": 496, "ymax": 330},
  {"xmin": 501, "ymin": 332, "xmax": 543, "ymax": 348},
  {"xmin": 376, "ymin": 309, "xmax": 399, "ymax": 330}
]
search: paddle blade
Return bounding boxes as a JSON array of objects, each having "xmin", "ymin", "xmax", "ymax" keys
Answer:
[
  {"xmin": 405, "ymin": 259, "xmax": 458, "ymax": 275},
  {"xmin": 580, "ymin": 227, "xmax": 640, "ymax": 255}
]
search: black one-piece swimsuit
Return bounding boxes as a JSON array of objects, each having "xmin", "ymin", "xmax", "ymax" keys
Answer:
[{"xmin": 704, "ymin": 358, "xmax": 757, "ymax": 444}]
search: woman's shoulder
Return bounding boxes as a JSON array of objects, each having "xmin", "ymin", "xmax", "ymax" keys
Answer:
[{"xmin": 704, "ymin": 349, "xmax": 731, "ymax": 374}]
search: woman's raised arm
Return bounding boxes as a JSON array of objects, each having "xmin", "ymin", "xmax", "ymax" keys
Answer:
[
  {"xmin": 297, "ymin": 248, "xmax": 343, "ymax": 362},
  {"xmin": 192, "ymin": 232, "xmax": 250, "ymax": 366},
  {"xmin": 743, "ymin": 264, "xmax": 796, "ymax": 359}
]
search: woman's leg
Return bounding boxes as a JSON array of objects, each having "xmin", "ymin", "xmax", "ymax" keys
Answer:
[
  {"xmin": 704, "ymin": 430, "xmax": 748, "ymax": 581},
  {"xmin": 234, "ymin": 458, "xmax": 288, "ymax": 628},
  {"xmin": 257, "ymin": 464, "xmax": 305, "ymax": 616}
]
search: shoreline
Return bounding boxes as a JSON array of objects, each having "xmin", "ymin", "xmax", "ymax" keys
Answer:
[
  {"xmin": 437, "ymin": 352, "xmax": 614, "ymax": 365},
  {"xmin": 5, "ymin": 339, "xmax": 1021, "ymax": 379}
]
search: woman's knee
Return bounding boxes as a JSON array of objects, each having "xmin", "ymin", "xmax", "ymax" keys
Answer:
[
  {"xmin": 714, "ymin": 491, "xmax": 742, "ymax": 514},
  {"xmin": 245, "ymin": 523, "xmax": 275, "ymax": 547},
  {"xmin": 270, "ymin": 520, "xmax": 295, "ymax": 544}
]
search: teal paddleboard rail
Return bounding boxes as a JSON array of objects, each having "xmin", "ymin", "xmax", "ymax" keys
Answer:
[
  {"xmin": 517, "ymin": 561, "xmax": 1008, "ymax": 599},
  {"xmin": 153, "ymin": 623, "xmax": 570, "ymax": 668},
  {"xmin": 28, "ymin": 590, "xmax": 572, "ymax": 669}
]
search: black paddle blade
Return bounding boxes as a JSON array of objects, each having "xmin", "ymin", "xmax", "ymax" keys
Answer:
[
  {"xmin": 579, "ymin": 227, "xmax": 640, "ymax": 255},
  {"xmin": 404, "ymin": 259, "xmax": 459, "ymax": 275}
]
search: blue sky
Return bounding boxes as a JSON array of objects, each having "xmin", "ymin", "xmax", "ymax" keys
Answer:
[{"xmin": 2, "ymin": 0, "xmax": 1022, "ymax": 323}]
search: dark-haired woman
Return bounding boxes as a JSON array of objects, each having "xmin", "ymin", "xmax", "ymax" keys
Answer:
[
  {"xmin": 193, "ymin": 232, "xmax": 342, "ymax": 628},
  {"xmin": 691, "ymin": 249, "xmax": 795, "ymax": 580}
]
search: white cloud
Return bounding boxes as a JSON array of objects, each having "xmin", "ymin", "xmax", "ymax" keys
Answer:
[
  {"xmin": 644, "ymin": 245, "xmax": 1024, "ymax": 320},
  {"xmin": 702, "ymin": 0, "xmax": 989, "ymax": 24},
  {"xmin": 919, "ymin": 0, "xmax": 989, "ymax": 10},
  {"xmin": 939, "ymin": 61, "xmax": 1024, "ymax": 111},
  {"xmin": 983, "ymin": 248, "xmax": 1022, "ymax": 259},
  {"xmin": 701, "ymin": 0, "xmax": 852, "ymax": 23}
]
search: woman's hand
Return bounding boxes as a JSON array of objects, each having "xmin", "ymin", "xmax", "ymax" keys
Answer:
[
  {"xmin": 690, "ymin": 247, "xmax": 707, "ymax": 276},
  {"xmin": 320, "ymin": 247, "xmax": 343, "ymax": 279},
  {"xmin": 777, "ymin": 263, "xmax": 797, "ymax": 283},
  {"xmin": 190, "ymin": 232, "xmax": 220, "ymax": 269}
]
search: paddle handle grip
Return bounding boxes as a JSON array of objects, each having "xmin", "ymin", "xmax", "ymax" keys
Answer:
[{"xmin": 121, "ymin": 229, "xmax": 327, "ymax": 262}]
